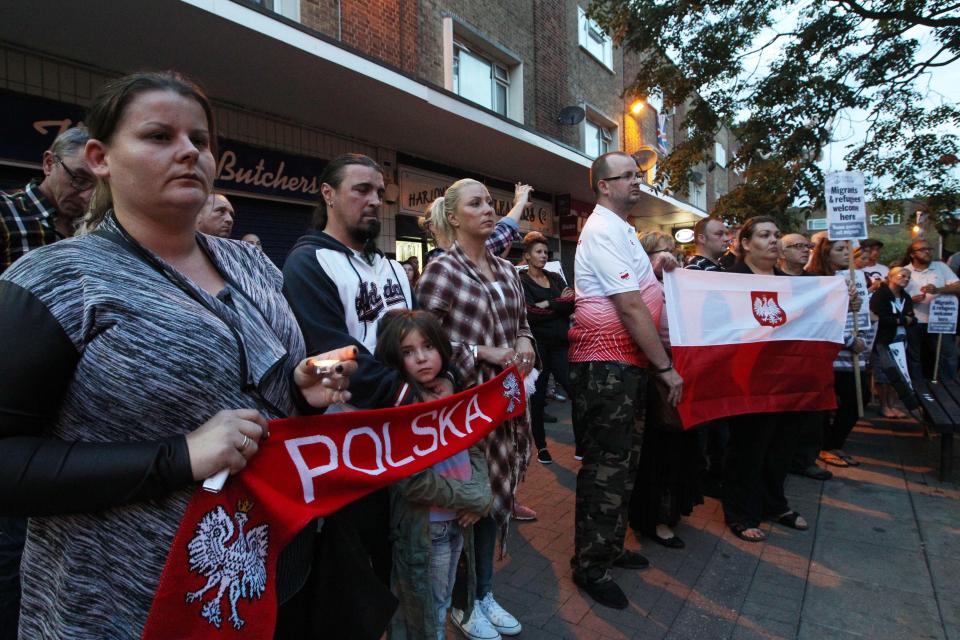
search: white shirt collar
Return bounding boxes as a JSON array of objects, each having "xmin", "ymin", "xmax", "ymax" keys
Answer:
[{"xmin": 592, "ymin": 204, "xmax": 636, "ymax": 232}]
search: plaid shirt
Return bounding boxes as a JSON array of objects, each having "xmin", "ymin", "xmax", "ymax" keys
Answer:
[
  {"xmin": 0, "ymin": 180, "xmax": 60, "ymax": 274},
  {"xmin": 486, "ymin": 218, "xmax": 519, "ymax": 257},
  {"xmin": 417, "ymin": 242, "xmax": 533, "ymax": 541},
  {"xmin": 417, "ymin": 242, "xmax": 533, "ymax": 385}
]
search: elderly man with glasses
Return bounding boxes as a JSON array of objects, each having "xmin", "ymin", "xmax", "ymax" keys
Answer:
[
  {"xmin": 903, "ymin": 239, "xmax": 960, "ymax": 381},
  {"xmin": 0, "ymin": 125, "xmax": 93, "ymax": 639},
  {"xmin": 778, "ymin": 233, "xmax": 814, "ymax": 276},
  {"xmin": 0, "ymin": 126, "xmax": 94, "ymax": 274}
]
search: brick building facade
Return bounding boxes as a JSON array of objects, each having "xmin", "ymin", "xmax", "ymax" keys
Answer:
[{"xmin": 0, "ymin": 0, "xmax": 735, "ymax": 267}]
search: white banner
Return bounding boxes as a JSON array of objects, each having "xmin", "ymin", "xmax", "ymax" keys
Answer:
[
  {"xmin": 663, "ymin": 270, "xmax": 848, "ymax": 347},
  {"xmin": 825, "ymin": 171, "xmax": 867, "ymax": 240},
  {"xmin": 888, "ymin": 342, "xmax": 913, "ymax": 390}
]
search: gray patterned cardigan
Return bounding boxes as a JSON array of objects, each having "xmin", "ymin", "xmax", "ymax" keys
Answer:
[{"xmin": 0, "ymin": 215, "xmax": 306, "ymax": 639}]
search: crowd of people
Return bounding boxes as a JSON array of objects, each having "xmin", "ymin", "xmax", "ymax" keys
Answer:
[{"xmin": 0, "ymin": 70, "xmax": 958, "ymax": 640}]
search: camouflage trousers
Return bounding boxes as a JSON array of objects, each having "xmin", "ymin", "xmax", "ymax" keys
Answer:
[{"xmin": 570, "ymin": 361, "xmax": 647, "ymax": 581}]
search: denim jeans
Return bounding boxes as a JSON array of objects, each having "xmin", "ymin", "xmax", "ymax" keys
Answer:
[
  {"xmin": 430, "ymin": 520, "xmax": 464, "ymax": 639},
  {"xmin": 473, "ymin": 515, "xmax": 496, "ymax": 598}
]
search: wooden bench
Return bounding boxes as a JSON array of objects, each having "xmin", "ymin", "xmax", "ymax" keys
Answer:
[{"xmin": 915, "ymin": 379, "xmax": 960, "ymax": 481}]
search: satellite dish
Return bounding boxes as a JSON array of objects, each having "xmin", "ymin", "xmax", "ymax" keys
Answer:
[
  {"xmin": 633, "ymin": 146, "xmax": 658, "ymax": 172},
  {"xmin": 558, "ymin": 106, "xmax": 585, "ymax": 125}
]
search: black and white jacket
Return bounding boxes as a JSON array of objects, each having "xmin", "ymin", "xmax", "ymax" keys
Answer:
[{"xmin": 283, "ymin": 230, "xmax": 413, "ymax": 409}]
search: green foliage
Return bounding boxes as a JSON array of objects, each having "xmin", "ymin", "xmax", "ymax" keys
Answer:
[{"xmin": 589, "ymin": 0, "xmax": 960, "ymax": 228}]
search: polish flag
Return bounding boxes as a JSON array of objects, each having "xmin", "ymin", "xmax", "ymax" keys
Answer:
[{"xmin": 663, "ymin": 269, "xmax": 847, "ymax": 428}]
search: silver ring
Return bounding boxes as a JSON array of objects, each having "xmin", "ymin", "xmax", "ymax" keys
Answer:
[{"xmin": 239, "ymin": 435, "xmax": 251, "ymax": 452}]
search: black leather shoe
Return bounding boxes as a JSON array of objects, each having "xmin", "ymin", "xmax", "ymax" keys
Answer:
[
  {"xmin": 573, "ymin": 573, "xmax": 628, "ymax": 609},
  {"xmin": 801, "ymin": 465, "xmax": 833, "ymax": 481},
  {"xmin": 612, "ymin": 549, "xmax": 649, "ymax": 569},
  {"xmin": 647, "ymin": 532, "xmax": 685, "ymax": 549}
]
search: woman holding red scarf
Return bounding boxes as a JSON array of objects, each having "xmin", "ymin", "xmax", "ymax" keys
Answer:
[{"xmin": 0, "ymin": 72, "xmax": 354, "ymax": 639}]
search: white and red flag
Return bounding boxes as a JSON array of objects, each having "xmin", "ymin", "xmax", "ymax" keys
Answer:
[{"xmin": 663, "ymin": 270, "xmax": 848, "ymax": 428}]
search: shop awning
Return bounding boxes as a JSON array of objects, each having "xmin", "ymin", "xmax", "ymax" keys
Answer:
[{"xmin": 0, "ymin": 0, "xmax": 705, "ymax": 226}]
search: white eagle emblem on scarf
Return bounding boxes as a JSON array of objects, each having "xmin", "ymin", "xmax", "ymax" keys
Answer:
[
  {"xmin": 502, "ymin": 372, "xmax": 521, "ymax": 412},
  {"xmin": 185, "ymin": 499, "xmax": 268, "ymax": 630}
]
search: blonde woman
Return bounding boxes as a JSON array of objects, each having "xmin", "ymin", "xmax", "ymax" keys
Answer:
[{"xmin": 417, "ymin": 178, "xmax": 534, "ymax": 639}]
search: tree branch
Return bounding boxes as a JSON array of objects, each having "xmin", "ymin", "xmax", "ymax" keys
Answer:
[{"xmin": 832, "ymin": 0, "xmax": 960, "ymax": 27}]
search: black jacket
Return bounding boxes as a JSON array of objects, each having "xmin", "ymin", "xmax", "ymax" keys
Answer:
[
  {"xmin": 520, "ymin": 269, "xmax": 573, "ymax": 346},
  {"xmin": 282, "ymin": 230, "xmax": 414, "ymax": 409},
  {"xmin": 870, "ymin": 283, "xmax": 916, "ymax": 346}
]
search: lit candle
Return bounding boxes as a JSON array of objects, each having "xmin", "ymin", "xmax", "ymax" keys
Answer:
[{"xmin": 309, "ymin": 358, "xmax": 339, "ymax": 376}]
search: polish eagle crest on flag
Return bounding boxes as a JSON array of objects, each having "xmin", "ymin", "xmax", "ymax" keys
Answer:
[
  {"xmin": 751, "ymin": 291, "xmax": 787, "ymax": 327},
  {"xmin": 185, "ymin": 499, "xmax": 269, "ymax": 631}
]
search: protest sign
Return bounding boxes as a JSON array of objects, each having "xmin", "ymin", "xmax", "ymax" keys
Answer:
[
  {"xmin": 928, "ymin": 296, "xmax": 958, "ymax": 334},
  {"xmin": 825, "ymin": 171, "xmax": 867, "ymax": 241}
]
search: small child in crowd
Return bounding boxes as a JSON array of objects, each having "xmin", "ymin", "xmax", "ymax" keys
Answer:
[{"xmin": 375, "ymin": 310, "xmax": 493, "ymax": 639}]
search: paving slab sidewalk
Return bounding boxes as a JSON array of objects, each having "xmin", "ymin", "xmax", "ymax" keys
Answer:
[{"xmin": 462, "ymin": 402, "xmax": 960, "ymax": 640}]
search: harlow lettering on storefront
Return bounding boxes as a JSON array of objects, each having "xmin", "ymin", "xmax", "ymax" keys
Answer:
[
  {"xmin": 217, "ymin": 150, "xmax": 320, "ymax": 195},
  {"xmin": 286, "ymin": 392, "xmax": 493, "ymax": 504}
]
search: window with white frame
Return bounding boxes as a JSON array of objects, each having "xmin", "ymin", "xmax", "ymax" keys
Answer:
[
  {"xmin": 443, "ymin": 18, "xmax": 524, "ymax": 122},
  {"xmin": 578, "ymin": 6, "xmax": 613, "ymax": 70},
  {"xmin": 714, "ymin": 142, "xmax": 727, "ymax": 168},
  {"xmin": 251, "ymin": 0, "xmax": 299, "ymax": 21},
  {"xmin": 584, "ymin": 119, "xmax": 613, "ymax": 159},
  {"xmin": 453, "ymin": 44, "xmax": 510, "ymax": 117},
  {"xmin": 689, "ymin": 173, "xmax": 707, "ymax": 210}
]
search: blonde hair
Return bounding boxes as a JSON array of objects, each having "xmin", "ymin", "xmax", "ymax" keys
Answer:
[
  {"xmin": 639, "ymin": 230, "xmax": 675, "ymax": 254},
  {"xmin": 74, "ymin": 182, "xmax": 112, "ymax": 235},
  {"xmin": 429, "ymin": 178, "xmax": 485, "ymax": 244}
]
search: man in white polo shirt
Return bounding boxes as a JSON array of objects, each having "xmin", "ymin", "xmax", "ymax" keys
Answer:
[
  {"xmin": 568, "ymin": 151, "xmax": 683, "ymax": 609},
  {"xmin": 903, "ymin": 239, "xmax": 960, "ymax": 381}
]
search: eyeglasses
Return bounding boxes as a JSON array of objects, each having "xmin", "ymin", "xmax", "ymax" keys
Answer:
[
  {"xmin": 55, "ymin": 155, "xmax": 95, "ymax": 191},
  {"xmin": 600, "ymin": 172, "xmax": 643, "ymax": 183},
  {"xmin": 913, "ymin": 247, "xmax": 933, "ymax": 253},
  {"xmin": 784, "ymin": 243, "xmax": 814, "ymax": 250}
]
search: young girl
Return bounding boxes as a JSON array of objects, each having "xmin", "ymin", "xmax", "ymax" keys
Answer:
[{"xmin": 375, "ymin": 310, "xmax": 493, "ymax": 640}]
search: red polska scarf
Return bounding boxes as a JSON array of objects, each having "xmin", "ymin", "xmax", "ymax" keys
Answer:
[{"xmin": 141, "ymin": 367, "xmax": 525, "ymax": 639}]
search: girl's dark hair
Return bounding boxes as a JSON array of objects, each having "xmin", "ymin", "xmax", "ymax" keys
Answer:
[
  {"xmin": 736, "ymin": 215, "xmax": 778, "ymax": 263},
  {"xmin": 79, "ymin": 71, "xmax": 216, "ymax": 233},
  {"xmin": 312, "ymin": 153, "xmax": 383, "ymax": 230},
  {"xmin": 374, "ymin": 310, "xmax": 452, "ymax": 391},
  {"xmin": 808, "ymin": 236, "xmax": 844, "ymax": 276}
]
